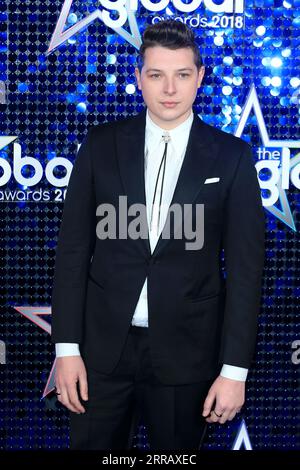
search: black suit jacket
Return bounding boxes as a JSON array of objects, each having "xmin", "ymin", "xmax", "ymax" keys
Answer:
[{"xmin": 51, "ymin": 108, "xmax": 265, "ymax": 384}]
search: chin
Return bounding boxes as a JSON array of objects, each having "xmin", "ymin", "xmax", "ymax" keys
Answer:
[{"xmin": 161, "ymin": 109, "xmax": 186, "ymax": 120}]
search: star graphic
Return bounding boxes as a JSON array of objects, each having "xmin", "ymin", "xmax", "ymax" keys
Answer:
[
  {"xmin": 235, "ymin": 83, "xmax": 300, "ymax": 231},
  {"xmin": 0, "ymin": 136, "xmax": 18, "ymax": 186},
  {"xmin": 46, "ymin": 0, "xmax": 142, "ymax": 55},
  {"xmin": 232, "ymin": 419, "xmax": 253, "ymax": 450},
  {"xmin": 14, "ymin": 306, "xmax": 56, "ymax": 399},
  {"xmin": 0, "ymin": 136, "xmax": 17, "ymax": 150}
]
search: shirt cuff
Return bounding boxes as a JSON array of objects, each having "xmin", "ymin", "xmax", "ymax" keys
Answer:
[
  {"xmin": 55, "ymin": 343, "xmax": 81, "ymax": 357},
  {"xmin": 220, "ymin": 364, "xmax": 248, "ymax": 382}
]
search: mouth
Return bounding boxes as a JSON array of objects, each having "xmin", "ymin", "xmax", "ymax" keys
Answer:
[{"xmin": 161, "ymin": 102, "xmax": 179, "ymax": 108}]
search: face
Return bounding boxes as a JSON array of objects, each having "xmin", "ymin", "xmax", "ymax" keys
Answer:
[{"xmin": 135, "ymin": 46, "xmax": 205, "ymax": 130}]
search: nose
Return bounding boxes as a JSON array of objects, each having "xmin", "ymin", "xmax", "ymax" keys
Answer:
[{"xmin": 163, "ymin": 76, "xmax": 176, "ymax": 95}]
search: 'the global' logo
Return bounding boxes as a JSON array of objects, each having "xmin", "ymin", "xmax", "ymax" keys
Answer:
[
  {"xmin": 0, "ymin": 138, "xmax": 72, "ymax": 188},
  {"xmin": 96, "ymin": 0, "xmax": 245, "ymax": 28},
  {"xmin": 235, "ymin": 84, "xmax": 300, "ymax": 232},
  {"xmin": 0, "ymin": 136, "xmax": 72, "ymax": 202},
  {"xmin": 47, "ymin": 0, "xmax": 245, "ymax": 54}
]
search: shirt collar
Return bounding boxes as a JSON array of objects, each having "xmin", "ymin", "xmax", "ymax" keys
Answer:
[{"xmin": 145, "ymin": 107, "xmax": 194, "ymax": 158}]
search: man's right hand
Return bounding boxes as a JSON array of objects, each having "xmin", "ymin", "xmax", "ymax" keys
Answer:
[{"xmin": 55, "ymin": 356, "xmax": 88, "ymax": 414}]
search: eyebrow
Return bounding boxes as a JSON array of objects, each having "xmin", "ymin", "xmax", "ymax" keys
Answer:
[{"xmin": 146, "ymin": 68, "xmax": 193, "ymax": 73}]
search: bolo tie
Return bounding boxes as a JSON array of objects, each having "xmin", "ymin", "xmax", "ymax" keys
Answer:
[{"xmin": 149, "ymin": 132, "xmax": 171, "ymax": 235}]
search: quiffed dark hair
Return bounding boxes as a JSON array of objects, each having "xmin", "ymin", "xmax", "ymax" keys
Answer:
[{"xmin": 137, "ymin": 20, "xmax": 203, "ymax": 71}]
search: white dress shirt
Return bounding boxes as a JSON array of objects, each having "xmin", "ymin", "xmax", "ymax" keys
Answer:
[{"xmin": 55, "ymin": 108, "xmax": 248, "ymax": 382}]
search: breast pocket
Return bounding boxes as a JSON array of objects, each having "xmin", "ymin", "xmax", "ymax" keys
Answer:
[{"xmin": 191, "ymin": 182, "xmax": 223, "ymax": 230}]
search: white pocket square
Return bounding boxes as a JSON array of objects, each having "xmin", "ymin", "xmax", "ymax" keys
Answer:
[{"xmin": 204, "ymin": 177, "xmax": 220, "ymax": 184}]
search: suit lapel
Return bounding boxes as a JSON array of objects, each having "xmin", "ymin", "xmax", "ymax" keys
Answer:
[
  {"xmin": 115, "ymin": 108, "xmax": 220, "ymax": 258},
  {"xmin": 115, "ymin": 108, "xmax": 151, "ymax": 256}
]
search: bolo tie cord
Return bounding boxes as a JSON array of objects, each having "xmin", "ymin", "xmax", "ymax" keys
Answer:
[{"xmin": 149, "ymin": 134, "xmax": 170, "ymax": 234}]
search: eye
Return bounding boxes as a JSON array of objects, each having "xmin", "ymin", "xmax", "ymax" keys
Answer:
[
  {"xmin": 150, "ymin": 74, "xmax": 160, "ymax": 78},
  {"xmin": 179, "ymin": 73, "xmax": 190, "ymax": 78}
]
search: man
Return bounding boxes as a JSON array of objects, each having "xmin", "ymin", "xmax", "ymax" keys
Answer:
[{"xmin": 51, "ymin": 20, "xmax": 265, "ymax": 450}]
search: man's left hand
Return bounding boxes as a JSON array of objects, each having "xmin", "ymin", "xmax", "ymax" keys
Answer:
[{"xmin": 202, "ymin": 376, "xmax": 245, "ymax": 424}]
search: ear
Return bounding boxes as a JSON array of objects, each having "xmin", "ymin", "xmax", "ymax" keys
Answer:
[
  {"xmin": 135, "ymin": 67, "xmax": 142, "ymax": 90},
  {"xmin": 197, "ymin": 66, "xmax": 205, "ymax": 88}
]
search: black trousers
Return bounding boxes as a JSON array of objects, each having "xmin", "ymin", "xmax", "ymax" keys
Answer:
[{"xmin": 70, "ymin": 325, "xmax": 214, "ymax": 450}]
